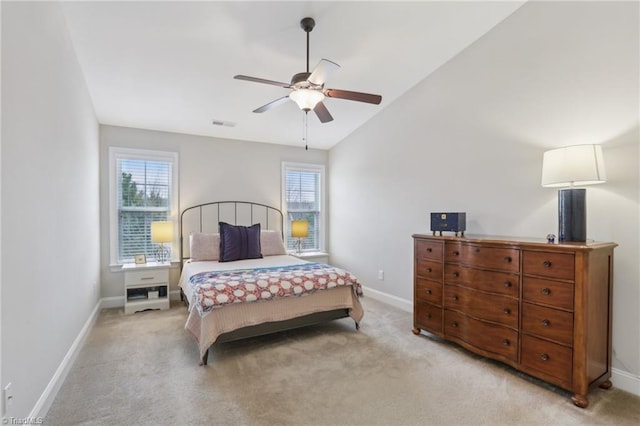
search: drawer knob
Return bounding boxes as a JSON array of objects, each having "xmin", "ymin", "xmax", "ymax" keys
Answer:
[
  {"xmin": 426, "ymin": 247, "xmax": 432, "ymax": 253},
  {"xmin": 451, "ymin": 321, "xmax": 458, "ymax": 328},
  {"xmin": 540, "ymin": 353, "xmax": 549, "ymax": 362},
  {"xmin": 452, "ymin": 295, "xmax": 458, "ymax": 301},
  {"xmin": 425, "ymin": 289, "xmax": 432, "ymax": 295},
  {"xmin": 502, "ymin": 339, "xmax": 510, "ymax": 346},
  {"xmin": 425, "ymin": 313, "xmax": 432, "ymax": 319},
  {"xmin": 426, "ymin": 267, "xmax": 432, "ymax": 273},
  {"xmin": 503, "ymin": 281, "xmax": 512, "ymax": 288},
  {"xmin": 452, "ymin": 251, "xmax": 460, "ymax": 257},
  {"xmin": 503, "ymin": 308, "xmax": 511, "ymax": 315},
  {"xmin": 475, "ymin": 248, "xmax": 480, "ymax": 253},
  {"xmin": 543, "ymin": 261, "xmax": 552, "ymax": 268},
  {"xmin": 541, "ymin": 288, "xmax": 551, "ymax": 296},
  {"xmin": 503, "ymin": 256, "xmax": 512, "ymax": 263},
  {"xmin": 541, "ymin": 319, "xmax": 550, "ymax": 327},
  {"xmin": 452, "ymin": 272, "xmax": 459, "ymax": 278}
]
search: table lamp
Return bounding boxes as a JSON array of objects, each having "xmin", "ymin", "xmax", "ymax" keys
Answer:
[
  {"xmin": 541, "ymin": 144, "xmax": 606, "ymax": 242},
  {"xmin": 151, "ymin": 221, "xmax": 173, "ymax": 263},
  {"xmin": 291, "ymin": 220, "xmax": 309, "ymax": 254}
]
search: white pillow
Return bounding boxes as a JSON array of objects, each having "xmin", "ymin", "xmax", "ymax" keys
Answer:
[
  {"xmin": 261, "ymin": 230, "xmax": 287, "ymax": 256},
  {"xmin": 190, "ymin": 232, "xmax": 220, "ymax": 261}
]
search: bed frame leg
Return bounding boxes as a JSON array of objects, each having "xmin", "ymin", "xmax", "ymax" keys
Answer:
[
  {"xmin": 355, "ymin": 321, "xmax": 360, "ymax": 331},
  {"xmin": 199, "ymin": 349, "xmax": 209, "ymax": 366}
]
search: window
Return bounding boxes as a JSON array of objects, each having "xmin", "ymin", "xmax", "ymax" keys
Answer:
[
  {"xmin": 109, "ymin": 148, "xmax": 178, "ymax": 265},
  {"xmin": 282, "ymin": 162, "xmax": 325, "ymax": 252}
]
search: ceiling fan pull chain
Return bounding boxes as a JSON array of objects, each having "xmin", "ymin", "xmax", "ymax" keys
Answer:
[{"xmin": 303, "ymin": 111, "xmax": 309, "ymax": 150}]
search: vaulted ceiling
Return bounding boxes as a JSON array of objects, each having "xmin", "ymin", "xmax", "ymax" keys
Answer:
[{"xmin": 61, "ymin": 1, "xmax": 525, "ymax": 149}]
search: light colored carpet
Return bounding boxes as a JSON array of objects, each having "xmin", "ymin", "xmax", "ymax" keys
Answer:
[{"xmin": 45, "ymin": 297, "xmax": 640, "ymax": 425}]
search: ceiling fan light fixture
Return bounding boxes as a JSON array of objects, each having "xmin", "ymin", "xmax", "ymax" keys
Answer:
[{"xmin": 289, "ymin": 89, "xmax": 324, "ymax": 111}]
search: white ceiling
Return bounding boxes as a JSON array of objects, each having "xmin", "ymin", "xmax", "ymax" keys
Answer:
[{"xmin": 61, "ymin": 1, "xmax": 525, "ymax": 150}]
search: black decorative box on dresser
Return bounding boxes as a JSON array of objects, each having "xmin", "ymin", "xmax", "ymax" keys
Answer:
[{"xmin": 412, "ymin": 234, "xmax": 617, "ymax": 408}]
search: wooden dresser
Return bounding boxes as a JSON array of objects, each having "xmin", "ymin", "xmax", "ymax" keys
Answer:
[{"xmin": 412, "ymin": 234, "xmax": 616, "ymax": 408}]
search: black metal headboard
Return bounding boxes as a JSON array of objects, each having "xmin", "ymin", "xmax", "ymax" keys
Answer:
[{"xmin": 179, "ymin": 201, "xmax": 284, "ymax": 264}]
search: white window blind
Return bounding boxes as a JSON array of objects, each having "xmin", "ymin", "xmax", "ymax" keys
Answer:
[
  {"xmin": 110, "ymin": 148, "xmax": 178, "ymax": 265},
  {"xmin": 282, "ymin": 163, "xmax": 324, "ymax": 252}
]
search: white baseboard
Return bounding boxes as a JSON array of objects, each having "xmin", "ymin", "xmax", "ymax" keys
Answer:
[
  {"xmin": 360, "ymin": 286, "xmax": 640, "ymax": 398},
  {"xmin": 361, "ymin": 285, "xmax": 412, "ymax": 313},
  {"xmin": 612, "ymin": 367, "xmax": 640, "ymax": 397},
  {"xmin": 29, "ymin": 299, "xmax": 102, "ymax": 419},
  {"xmin": 100, "ymin": 295, "xmax": 123, "ymax": 309}
]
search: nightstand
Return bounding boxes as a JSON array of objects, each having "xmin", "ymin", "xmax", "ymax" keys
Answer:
[
  {"xmin": 122, "ymin": 262, "xmax": 170, "ymax": 314},
  {"xmin": 290, "ymin": 251, "xmax": 329, "ymax": 264}
]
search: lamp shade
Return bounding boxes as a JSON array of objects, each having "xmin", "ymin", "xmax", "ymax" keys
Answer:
[
  {"xmin": 151, "ymin": 221, "xmax": 173, "ymax": 243},
  {"xmin": 289, "ymin": 89, "xmax": 324, "ymax": 111},
  {"xmin": 541, "ymin": 144, "xmax": 606, "ymax": 188},
  {"xmin": 291, "ymin": 220, "xmax": 309, "ymax": 238}
]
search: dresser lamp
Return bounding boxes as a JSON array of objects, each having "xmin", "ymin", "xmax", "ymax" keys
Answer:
[
  {"xmin": 151, "ymin": 221, "xmax": 173, "ymax": 263},
  {"xmin": 541, "ymin": 144, "xmax": 606, "ymax": 242},
  {"xmin": 291, "ymin": 220, "xmax": 309, "ymax": 254}
]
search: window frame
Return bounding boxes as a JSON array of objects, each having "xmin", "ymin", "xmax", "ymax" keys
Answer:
[
  {"xmin": 109, "ymin": 147, "xmax": 179, "ymax": 267},
  {"xmin": 281, "ymin": 161, "xmax": 326, "ymax": 253}
]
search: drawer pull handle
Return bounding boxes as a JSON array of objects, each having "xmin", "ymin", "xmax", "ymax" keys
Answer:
[
  {"xmin": 426, "ymin": 247, "xmax": 432, "ymax": 253},
  {"xmin": 426, "ymin": 267, "xmax": 432, "ymax": 273},
  {"xmin": 503, "ymin": 281, "xmax": 512, "ymax": 288},
  {"xmin": 541, "ymin": 288, "xmax": 551, "ymax": 296},
  {"xmin": 503, "ymin": 256, "xmax": 512, "ymax": 263},
  {"xmin": 541, "ymin": 319, "xmax": 550, "ymax": 327},
  {"xmin": 502, "ymin": 339, "xmax": 510, "ymax": 346},
  {"xmin": 452, "ymin": 295, "xmax": 458, "ymax": 301},
  {"xmin": 503, "ymin": 308, "xmax": 511, "ymax": 315},
  {"xmin": 540, "ymin": 353, "xmax": 549, "ymax": 362},
  {"xmin": 453, "ymin": 251, "xmax": 460, "ymax": 257},
  {"xmin": 451, "ymin": 321, "xmax": 458, "ymax": 328},
  {"xmin": 141, "ymin": 277, "xmax": 154, "ymax": 280},
  {"xmin": 452, "ymin": 272, "xmax": 459, "ymax": 278},
  {"xmin": 425, "ymin": 289, "xmax": 432, "ymax": 295},
  {"xmin": 543, "ymin": 261, "xmax": 552, "ymax": 268}
]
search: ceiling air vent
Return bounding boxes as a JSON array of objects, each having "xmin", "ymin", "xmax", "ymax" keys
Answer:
[{"xmin": 211, "ymin": 119, "xmax": 236, "ymax": 127}]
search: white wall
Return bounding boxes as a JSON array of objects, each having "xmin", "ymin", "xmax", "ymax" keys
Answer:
[
  {"xmin": 99, "ymin": 125, "xmax": 328, "ymax": 299},
  {"xmin": 329, "ymin": 1, "xmax": 639, "ymax": 392},
  {"xmin": 1, "ymin": 1, "xmax": 100, "ymax": 419}
]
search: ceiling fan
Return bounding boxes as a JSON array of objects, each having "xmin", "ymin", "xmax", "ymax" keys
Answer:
[{"xmin": 234, "ymin": 17, "xmax": 382, "ymax": 123}]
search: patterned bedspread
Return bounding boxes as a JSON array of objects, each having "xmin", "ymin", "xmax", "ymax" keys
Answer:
[{"xmin": 189, "ymin": 262, "xmax": 363, "ymax": 317}]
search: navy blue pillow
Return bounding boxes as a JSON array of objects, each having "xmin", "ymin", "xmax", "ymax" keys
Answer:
[{"xmin": 219, "ymin": 222, "xmax": 262, "ymax": 262}]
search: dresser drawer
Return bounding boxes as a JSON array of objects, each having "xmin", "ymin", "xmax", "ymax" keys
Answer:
[
  {"xmin": 416, "ymin": 258, "xmax": 443, "ymax": 281},
  {"xmin": 415, "ymin": 239, "xmax": 443, "ymax": 261},
  {"xmin": 458, "ymin": 244, "xmax": 520, "ymax": 273},
  {"xmin": 521, "ymin": 334, "xmax": 572, "ymax": 384},
  {"xmin": 444, "ymin": 264, "xmax": 519, "ymax": 297},
  {"xmin": 523, "ymin": 251, "xmax": 574, "ymax": 281},
  {"xmin": 523, "ymin": 277, "xmax": 574, "ymax": 310},
  {"xmin": 125, "ymin": 268, "xmax": 169, "ymax": 286},
  {"xmin": 444, "ymin": 310, "xmax": 518, "ymax": 361},
  {"xmin": 415, "ymin": 301, "xmax": 443, "ymax": 335},
  {"xmin": 522, "ymin": 303, "xmax": 573, "ymax": 345},
  {"xmin": 444, "ymin": 241, "xmax": 462, "ymax": 262},
  {"xmin": 415, "ymin": 277, "xmax": 443, "ymax": 306},
  {"xmin": 444, "ymin": 285, "xmax": 518, "ymax": 329}
]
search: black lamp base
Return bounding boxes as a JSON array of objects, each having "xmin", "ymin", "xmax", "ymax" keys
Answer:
[{"xmin": 558, "ymin": 188, "xmax": 586, "ymax": 242}]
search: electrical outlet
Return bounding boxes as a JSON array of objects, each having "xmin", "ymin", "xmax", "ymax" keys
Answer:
[
  {"xmin": 377, "ymin": 269, "xmax": 384, "ymax": 280},
  {"xmin": 3, "ymin": 382, "xmax": 13, "ymax": 416}
]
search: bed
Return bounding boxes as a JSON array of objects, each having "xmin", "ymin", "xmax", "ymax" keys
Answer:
[{"xmin": 178, "ymin": 201, "xmax": 364, "ymax": 365}]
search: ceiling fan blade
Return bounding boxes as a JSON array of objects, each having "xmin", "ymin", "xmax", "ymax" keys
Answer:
[
  {"xmin": 308, "ymin": 59, "xmax": 340, "ymax": 86},
  {"xmin": 253, "ymin": 96, "xmax": 290, "ymax": 113},
  {"xmin": 313, "ymin": 101, "xmax": 333, "ymax": 123},
  {"xmin": 324, "ymin": 88, "xmax": 382, "ymax": 105},
  {"xmin": 234, "ymin": 75, "xmax": 291, "ymax": 88}
]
